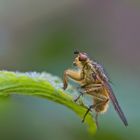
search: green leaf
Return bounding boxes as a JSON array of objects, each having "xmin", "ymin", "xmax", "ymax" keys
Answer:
[{"xmin": 0, "ymin": 71, "xmax": 96, "ymax": 134}]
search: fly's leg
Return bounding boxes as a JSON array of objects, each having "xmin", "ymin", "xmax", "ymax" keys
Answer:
[
  {"xmin": 63, "ymin": 70, "xmax": 83, "ymax": 90},
  {"xmin": 94, "ymin": 99, "xmax": 109, "ymax": 128},
  {"xmin": 74, "ymin": 92, "xmax": 84, "ymax": 102},
  {"xmin": 74, "ymin": 84, "xmax": 103, "ymax": 102},
  {"xmin": 81, "ymin": 86, "xmax": 109, "ymax": 125},
  {"xmin": 82, "ymin": 104, "xmax": 95, "ymax": 123},
  {"xmin": 95, "ymin": 112, "xmax": 99, "ymax": 129},
  {"xmin": 81, "ymin": 103, "xmax": 101, "ymax": 124},
  {"xmin": 82, "ymin": 98, "xmax": 109, "ymax": 126},
  {"xmin": 86, "ymin": 87, "xmax": 108, "ymax": 101}
]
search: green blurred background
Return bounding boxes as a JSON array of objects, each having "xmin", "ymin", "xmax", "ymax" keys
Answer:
[{"xmin": 0, "ymin": 0, "xmax": 140, "ymax": 140}]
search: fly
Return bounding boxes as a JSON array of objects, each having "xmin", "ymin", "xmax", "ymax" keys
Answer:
[{"xmin": 63, "ymin": 51, "xmax": 128, "ymax": 128}]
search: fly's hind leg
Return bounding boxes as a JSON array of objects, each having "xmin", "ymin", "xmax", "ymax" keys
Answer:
[
  {"xmin": 94, "ymin": 99, "xmax": 109, "ymax": 128},
  {"xmin": 81, "ymin": 87, "xmax": 109, "ymax": 127},
  {"xmin": 82, "ymin": 104, "xmax": 95, "ymax": 123},
  {"xmin": 82, "ymin": 99, "xmax": 109, "ymax": 127},
  {"xmin": 81, "ymin": 102, "xmax": 101, "ymax": 124},
  {"xmin": 95, "ymin": 112, "xmax": 99, "ymax": 129}
]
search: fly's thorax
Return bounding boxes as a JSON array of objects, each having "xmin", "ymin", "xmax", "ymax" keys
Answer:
[{"xmin": 82, "ymin": 61, "xmax": 96, "ymax": 84}]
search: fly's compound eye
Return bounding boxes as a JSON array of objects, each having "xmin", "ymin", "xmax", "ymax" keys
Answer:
[{"xmin": 79, "ymin": 53, "xmax": 88, "ymax": 61}]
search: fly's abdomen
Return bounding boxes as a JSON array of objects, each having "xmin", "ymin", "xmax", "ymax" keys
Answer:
[
  {"xmin": 94, "ymin": 88, "xmax": 109, "ymax": 113},
  {"xmin": 94, "ymin": 99, "xmax": 109, "ymax": 113}
]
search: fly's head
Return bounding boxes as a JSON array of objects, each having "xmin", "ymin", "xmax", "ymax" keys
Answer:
[{"xmin": 73, "ymin": 51, "xmax": 89, "ymax": 69}]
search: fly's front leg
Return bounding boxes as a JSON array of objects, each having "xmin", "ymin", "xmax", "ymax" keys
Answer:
[{"xmin": 63, "ymin": 69, "xmax": 83, "ymax": 90}]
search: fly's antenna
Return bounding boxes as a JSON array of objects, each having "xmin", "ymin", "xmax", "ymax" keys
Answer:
[{"xmin": 74, "ymin": 50, "xmax": 79, "ymax": 54}]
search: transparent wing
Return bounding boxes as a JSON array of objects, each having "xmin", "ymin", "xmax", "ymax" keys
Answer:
[
  {"xmin": 92, "ymin": 61, "xmax": 128, "ymax": 126},
  {"xmin": 104, "ymin": 81, "xmax": 128, "ymax": 126}
]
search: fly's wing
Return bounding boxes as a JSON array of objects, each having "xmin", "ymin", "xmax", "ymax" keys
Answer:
[
  {"xmin": 103, "ymin": 80, "xmax": 128, "ymax": 126},
  {"xmin": 92, "ymin": 62, "xmax": 128, "ymax": 126}
]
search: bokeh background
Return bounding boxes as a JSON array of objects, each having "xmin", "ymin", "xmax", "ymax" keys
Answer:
[{"xmin": 0, "ymin": 0, "xmax": 140, "ymax": 140}]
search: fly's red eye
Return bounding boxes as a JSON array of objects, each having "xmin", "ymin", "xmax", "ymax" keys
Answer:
[{"xmin": 79, "ymin": 53, "xmax": 87, "ymax": 61}]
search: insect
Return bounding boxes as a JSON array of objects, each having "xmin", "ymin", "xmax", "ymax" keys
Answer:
[{"xmin": 63, "ymin": 51, "xmax": 128, "ymax": 127}]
